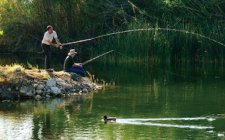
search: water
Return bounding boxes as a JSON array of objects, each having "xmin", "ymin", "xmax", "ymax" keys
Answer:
[{"xmin": 1, "ymin": 54, "xmax": 225, "ymax": 139}]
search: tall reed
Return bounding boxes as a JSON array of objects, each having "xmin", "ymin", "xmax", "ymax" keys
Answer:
[{"xmin": 0, "ymin": 0, "xmax": 225, "ymax": 65}]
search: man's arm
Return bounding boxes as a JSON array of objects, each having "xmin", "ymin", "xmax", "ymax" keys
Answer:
[
  {"xmin": 73, "ymin": 63, "xmax": 82, "ymax": 67},
  {"xmin": 53, "ymin": 31, "xmax": 62, "ymax": 49}
]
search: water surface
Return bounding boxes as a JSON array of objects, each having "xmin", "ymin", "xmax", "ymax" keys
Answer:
[{"xmin": 0, "ymin": 54, "xmax": 225, "ymax": 139}]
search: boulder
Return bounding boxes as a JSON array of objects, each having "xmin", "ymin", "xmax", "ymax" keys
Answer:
[
  {"xmin": 35, "ymin": 95, "xmax": 42, "ymax": 100},
  {"xmin": 46, "ymin": 78, "xmax": 56, "ymax": 87},
  {"xmin": 19, "ymin": 86, "xmax": 35, "ymax": 97},
  {"xmin": 36, "ymin": 90, "xmax": 42, "ymax": 94},
  {"xmin": 50, "ymin": 87, "xmax": 61, "ymax": 95},
  {"xmin": 36, "ymin": 84, "xmax": 45, "ymax": 90}
]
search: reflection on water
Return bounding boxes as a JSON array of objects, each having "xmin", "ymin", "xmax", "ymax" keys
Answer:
[
  {"xmin": 0, "ymin": 54, "xmax": 225, "ymax": 139},
  {"xmin": 0, "ymin": 114, "xmax": 33, "ymax": 140}
]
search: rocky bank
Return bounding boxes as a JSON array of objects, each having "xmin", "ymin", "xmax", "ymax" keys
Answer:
[{"xmin": 0, "ymin": 65, "xmax": 102, "ymax": 100}]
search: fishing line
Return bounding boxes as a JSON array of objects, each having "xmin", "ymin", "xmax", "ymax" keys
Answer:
[
  {"xmin": 62, "ymin": 28, "xmax": 225, "ymax": 48},
  {"xmin": 30, "ymin": 27, "xmax": 225, "ymax": 79}
]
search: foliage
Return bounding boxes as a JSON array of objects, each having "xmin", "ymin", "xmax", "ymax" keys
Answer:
[{"xmin": 0, "ymin": 0, "xmax": 225, "ymax": 64}]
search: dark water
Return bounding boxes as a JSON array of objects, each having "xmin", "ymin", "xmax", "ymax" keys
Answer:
[{"xmin": 0, "ymin": 54, "xmax": 225, "ymax": 139}]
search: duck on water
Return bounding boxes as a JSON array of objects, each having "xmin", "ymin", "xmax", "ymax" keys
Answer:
[{"xmin": 103, "ymin": 116, "xmax": 116, "ymax": 123}]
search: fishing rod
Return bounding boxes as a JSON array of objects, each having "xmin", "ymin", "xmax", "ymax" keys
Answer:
[
  {"xmin": 61, "ymin": 28, "xmax": 225, "ymax": 48},
  {"xmin": 81, "ymin": 50, "xmax": 114, "ymax": 66}
]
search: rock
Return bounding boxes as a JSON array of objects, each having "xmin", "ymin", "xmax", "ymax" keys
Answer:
[
  {"xmin": 36, "ymin": 90, "xmax": 42, "ymax": 94},
  {"xmin": 46, "ymin": 95, "xmax": 51, "ymax": 98},
  {"xmin": 7, "ymin": 88, "xmax": 11, "ymax": 92},
  {"xmin": 82, "ymin": 88, "xmax": 89, "ymax": 93},
  {"xmin": 33, "ymin": 84, "xmax": 38, "ymax": 88},
  {"xmin": 73, "ymin": 93, "xmax": 78, "ymax": 96},
  {"xmin": 36, "ymin": 84, "xmax": 45, "ymax": 90},
  {"xmin": 15, "ymin": 67, "xmax": 21, "ymax": 72},
  {"xmin": 46, "ymin": 78, "xmax": 56, "ymax": 87},
  {"xmin": 35, "ymin": 95, "xmax": 42, "ymax": 100},
  {"xmin": 56, "ymin": 93, "xmax": 65, "ymax": 97},
  {"xmin": 57, "ymin": 81, "xmax": 72, "ymax": 89},
  {"xmin": 70, "ymin": 73, "xmax": 81, "ymax": 81},
  {"xmin": 50, "ymin": 87, "xmax": 61, "ymax": 95},
  {"xmin": 0, "ymin": 91, "xmax": 18, "ymax": 100},
  {"xmin": 19, "ymin": 86, "xmax": 34, "ymax": 97}
]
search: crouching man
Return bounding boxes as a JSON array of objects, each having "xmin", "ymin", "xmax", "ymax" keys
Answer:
[{"xmin": 64, "ymin": 49, "xmax": 86, "ymax": 77}]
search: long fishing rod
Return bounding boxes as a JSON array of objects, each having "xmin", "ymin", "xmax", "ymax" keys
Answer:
[
  {"xmin": 81, "ymin": 50, "xmax": 114, "ymax": 66},
  {"xmin": 61, "ymin": 28, "xmax": 225, "ymax": 47}
]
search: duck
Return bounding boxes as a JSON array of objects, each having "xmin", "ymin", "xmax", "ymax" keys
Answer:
[{"xmin": 103, "ymin": 115, "xmax": 116, "ymax": 123}]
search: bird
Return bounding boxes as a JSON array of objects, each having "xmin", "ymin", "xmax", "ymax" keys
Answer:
[{"xmin": 103, "ymin": 116, "xmax": 116, "ymax": 123}]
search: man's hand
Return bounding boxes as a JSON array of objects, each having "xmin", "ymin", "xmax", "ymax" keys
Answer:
[
  {"xmin": 73, "ymin": 63, "xmax": 82, "ymax": 67},
  {"xmin": 55, "ymin": 44, "xmax": 63, "ymax": 49}
]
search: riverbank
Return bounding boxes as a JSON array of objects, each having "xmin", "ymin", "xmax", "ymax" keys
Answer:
[{"xmin": 0, "ymin": 64, "xmax": 102, "ymax": 100}]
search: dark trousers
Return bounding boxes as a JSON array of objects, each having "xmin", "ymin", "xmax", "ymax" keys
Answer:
[
  {"xmin": 65, "ymin": 67, "xmax": 86, "ymax": 77},
  {"xmin": 41, "ymin": 44, "xmax": 51, "ymax": 69}
]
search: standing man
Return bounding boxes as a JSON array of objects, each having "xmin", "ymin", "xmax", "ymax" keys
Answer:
[
  {"xmin": 41, "ymin": 25, "xmax": 62, "ymax": 71},
  {"xmin": 64, "ymin": 49, "xmax": 86, "ymax": 77}
]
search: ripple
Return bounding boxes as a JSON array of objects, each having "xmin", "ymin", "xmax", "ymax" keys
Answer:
[
  {"xmin": 115, "ymin": 117, "xmax": 215, "ymax": 130},
  {"xmin": 117, "ymin": 117, "xmax": 212, "ymax": 121},
  {"xmin": 217, "ymin": 133, "xmax": 225, "ymax": 137}
]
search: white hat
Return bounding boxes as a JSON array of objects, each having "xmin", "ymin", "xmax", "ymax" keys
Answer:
[{"xmin": 68, "ymin": 49, "xmax": 77, "ymax": 56}]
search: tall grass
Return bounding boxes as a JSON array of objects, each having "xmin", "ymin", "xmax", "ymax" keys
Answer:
[{"xmin": 0, "ymin": 0, "xmax": 225, "ymax": 64}]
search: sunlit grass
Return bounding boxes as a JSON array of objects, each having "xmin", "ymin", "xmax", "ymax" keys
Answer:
[
  {"xmin": 3, "ymin": 64, "xmax": 24, "ymax": 74},
  {"xmin": 0, "ymin": 30, "xmax": 3, "ymax": 36},
  {"xmin": 0, "ymin": 64, "xmax": 24, "ymax": 83},
  {"xmin": 0, "ymin": 77, "xmax": 5, "ymax": 83},
  {"xmin": 0, "ymin": 64, "xmax": 52, "ymax": 82}
]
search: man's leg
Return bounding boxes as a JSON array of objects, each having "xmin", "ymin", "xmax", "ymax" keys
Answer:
[
  {"xmin": 66, "ymin": 67, "xmax": 86, "ymax": 77},
  {"xmin": 42, "ymin": 44, "xmax": 51, "ymax": 69}
]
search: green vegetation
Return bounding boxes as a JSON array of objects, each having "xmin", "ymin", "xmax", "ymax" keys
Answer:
[{"xmin": 0, "ymin": 0, "xmax": 225, "ymax": 64}]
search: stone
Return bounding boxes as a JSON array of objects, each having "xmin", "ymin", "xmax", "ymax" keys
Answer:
[
  {"xmin": 57, "ymin": 81, "xmax": 72, "ymax": 89},
  {"xmin": 36, "ymin": 84, "xmax": 45, "ymax": 90},
  {"xmin": 15, "ymin": 67, "xmax": 21, "ymax": 72},
  {"xmin": 20, "ymin": 86, "xmax": 34, "ymax": 97},
  {"xmin": 46, "ymin": 78, "xmax": 56, "ymax": 87},
  {"xmin": 33, "ymin": 84, "xmax": 38, "ymax": 88},
  {"xmin": 82, "ymin": 88, "xmax": 89, "ymax": 93},
  {"xmin": 50, "ymin": 87, "xmax": 61, "ymax": 95},
  {"xmin": 36, "ymin": 90, "xmax": 42, "ymax": 94},
  {"xmin": 46, "ymin": 95, "xmax": 51, "ymax": 98},
  {"xmin": 7, "ymin": 88, "xmax": 11, "ymax": 92},
  {"xmin": 35, "ymin": 95, "xmax": 42, "ymax": 100}
]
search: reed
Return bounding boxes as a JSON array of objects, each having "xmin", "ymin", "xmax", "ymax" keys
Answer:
[{"xmin": 0, "ymin": 0, "xmax": 225, "ymax": 64}]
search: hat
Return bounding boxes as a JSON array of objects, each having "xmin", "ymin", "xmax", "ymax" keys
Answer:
[
  {"xmin": 68, "ymin": 49, "xmax": 77, "ymax": 56},
  {"xmin": 46, "ymin": 25, "xmax": 53, "ymax": 30}
]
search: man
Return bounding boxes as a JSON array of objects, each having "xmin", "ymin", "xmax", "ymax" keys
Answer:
[
  {"xmin": 64, "ymin": 49, "xmax": 86, "ymax": 77},
  {"xmin": 41, "ymin": 25, "xmax": 62, "ymax": 71}
]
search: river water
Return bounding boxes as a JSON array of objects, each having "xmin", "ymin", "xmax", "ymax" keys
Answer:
[{"xmin": 0, "ymin": 54, "xmax": 225, "ymax": 139}]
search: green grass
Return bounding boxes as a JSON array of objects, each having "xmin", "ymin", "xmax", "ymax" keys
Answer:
[{"xmin": 1, "ymin": 0, "xmax": 225, "ymax": 64}]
